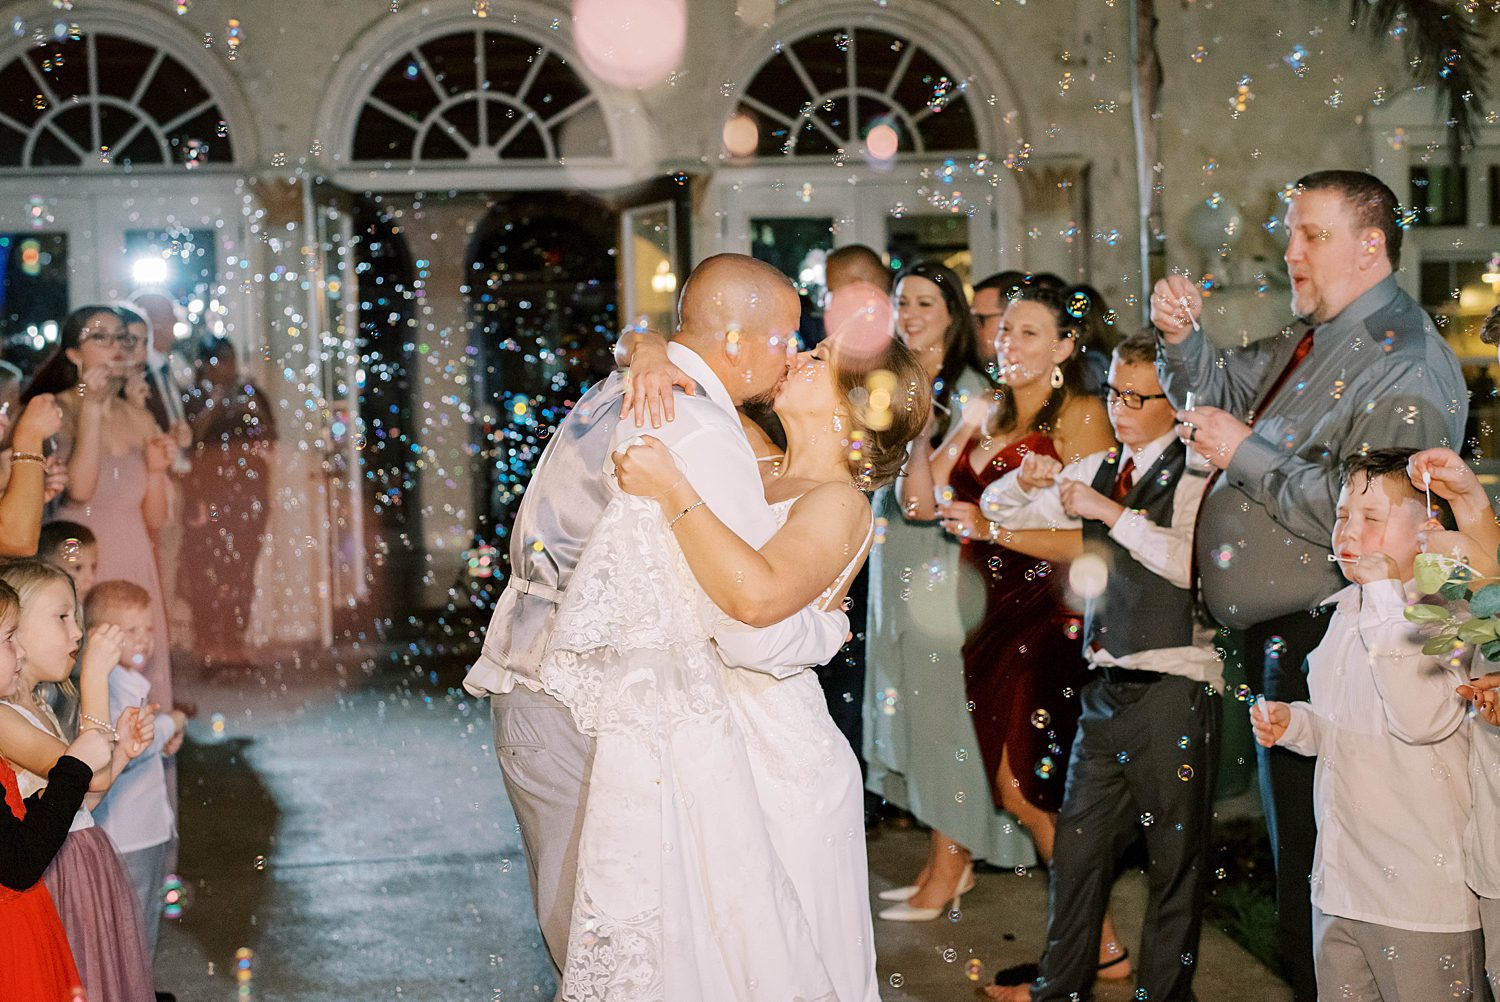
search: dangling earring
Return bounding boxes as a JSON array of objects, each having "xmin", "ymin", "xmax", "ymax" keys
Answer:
[
  {"xmin": 1050, "ymin": 365, "xmax": 1064, "ymax": 389},
  {"xmin": 832, "ymin": 412, "xmax": 845, "ymax": 433}
]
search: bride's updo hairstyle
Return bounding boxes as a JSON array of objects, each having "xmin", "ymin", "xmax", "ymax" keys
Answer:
[{"xmin": 835, "ymin": 335, "xmax": 931, "ymax": 491}]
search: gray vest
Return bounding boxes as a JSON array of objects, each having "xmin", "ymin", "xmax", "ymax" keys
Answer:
[
  {"xmin": 1081, "ymin": 442, "xmax": 1195, "ymax": 658},
  {"xmin": 475, "ymin": 371, "xmax": 627, "ymax": 680}
]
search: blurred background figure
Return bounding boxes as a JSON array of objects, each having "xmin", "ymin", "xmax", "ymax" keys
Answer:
[{"xmin": 182, "ymin": 337, "xmax": 276, "ymax": 672}]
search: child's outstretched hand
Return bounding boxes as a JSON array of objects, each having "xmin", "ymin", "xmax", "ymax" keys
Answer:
[
  {"xmin": 164, "ymin": 709, "xmax": 188, "ymax": 756},
  {"xmin": 1458, "ymin": 673, "xmax": 1500, "ymax": 727},
  {"xmin": 115, "ymin": 704, "xmax": 156, "ymax": 760},
  {"xmin": 1250, "ymin": 699, "xmax": 1291, "ymax": 747},
  {"xmin": 1058, "ymin": 480, "xmax": 1123, "ymax": 525},
  {"xmin": 79, "ymin": 624, "xmax": 125, "ymax": 678},
  {"xmin": 1017, "ymin": 452, "xmax": 1063, "ymax": 492}
]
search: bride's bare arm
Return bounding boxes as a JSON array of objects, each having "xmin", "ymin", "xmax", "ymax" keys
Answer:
[{"xmin": 614, "ymin": 438, "xmax": 868, "ymax": 627}]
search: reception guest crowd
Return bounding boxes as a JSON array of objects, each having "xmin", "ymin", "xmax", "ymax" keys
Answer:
[
  {"xmin": 850, "ymin": 169, "xmax": 1496, "ymax": 1002},
  {"xmin": 0, "ymin": 296, "xmax": 274, "ymax": 1001}
]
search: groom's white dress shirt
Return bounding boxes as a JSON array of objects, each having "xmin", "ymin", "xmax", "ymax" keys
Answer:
[{"xmin": 465, "ymin": 342, "xmax": 847, "ymax": 700}]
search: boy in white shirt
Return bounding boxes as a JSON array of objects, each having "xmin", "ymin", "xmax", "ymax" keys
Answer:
[
  {"xmin": 87, "ymin": 579, "xmax": 185, "ymax": 956},
  {"xmin": 1252, "ymin": 449, "xmax": 1482, "ymax": 1000},
  {"xmin": 982, "ymin": 330, "xmax": 1221, "ymax": 1002}
]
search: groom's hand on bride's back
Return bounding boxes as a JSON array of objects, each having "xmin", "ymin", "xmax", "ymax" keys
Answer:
[{"xmin": 620, "ymin": 328, "xmax": 698, "ymax": 429}]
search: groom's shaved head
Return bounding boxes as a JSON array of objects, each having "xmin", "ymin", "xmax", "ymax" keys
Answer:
[
  {"xmin": 673, "ymin": 254, "xmax": 802, "ymax": 405},
  {"xmin": 677, "ymin": 254, "xmax": 799, "ymax": 342}
]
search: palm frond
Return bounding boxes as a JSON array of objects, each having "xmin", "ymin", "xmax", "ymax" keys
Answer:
[{"xmin": 1348, "ymin": 0, "xmax": 1488, "ymax": 149}]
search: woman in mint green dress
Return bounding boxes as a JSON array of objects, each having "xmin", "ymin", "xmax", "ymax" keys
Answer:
[{"xmin": 864, "ymin": 263, "xmax": 1036, "ymax": 921}]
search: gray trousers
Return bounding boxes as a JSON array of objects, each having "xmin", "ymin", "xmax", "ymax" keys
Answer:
[
  {"xmin": 1032, "ymin": 674, "xmax": 1220, "ymax": 1002},
  {"xmin": 491, "ymin": 685, "xmax": 595, "ymax": 982},
  {"xmin": 1313, "ymin": 905, "xmax": 1486, "ymax": 1001},
  {"xmin": 1482, "ymin": 895, "xmax": 1500, "ymax": 997},
  {"xmin": 120, "ymin": 836, "xmax": 174, "ymax": 957}
]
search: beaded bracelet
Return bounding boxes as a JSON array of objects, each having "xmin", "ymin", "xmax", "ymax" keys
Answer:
[
  {"xmin": 79, "ymin": 712, "xmax": 117, "ymax": 739},
  {"xmin": 668, "ymin": 500, "xmax": 706, "ymax": 529},
  {"xmin": 10, "ymin": 451, "xmax": 44, "ymax": 466}
]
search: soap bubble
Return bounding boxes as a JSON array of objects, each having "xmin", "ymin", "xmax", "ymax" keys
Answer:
[{"xmin": 573, "ymin": 0, "xmax": 687, "ymax": 90}]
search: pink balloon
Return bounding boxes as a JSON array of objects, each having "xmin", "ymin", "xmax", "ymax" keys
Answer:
[{"xmin": 573, "ymin": 0, "xmax": 686, "ymax": 90}]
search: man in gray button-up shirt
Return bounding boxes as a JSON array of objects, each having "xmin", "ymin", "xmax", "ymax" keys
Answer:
[{"xmin": 1151, "ymin": 170, "xmax": 1467, "ymax": 1002}]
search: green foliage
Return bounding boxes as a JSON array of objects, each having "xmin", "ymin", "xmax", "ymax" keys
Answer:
[{"xmin": 1471, "ymin": 584, "xmax": 1500, "ymax": 619}]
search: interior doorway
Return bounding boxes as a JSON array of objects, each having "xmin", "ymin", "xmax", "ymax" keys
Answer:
[{"xmin": 467, "ymin": 191, "xmax": 620, "ymax": 592}]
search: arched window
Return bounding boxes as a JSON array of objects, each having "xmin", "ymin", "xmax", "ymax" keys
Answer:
[
  {"xmin": 0, "ymin": 31, "xmax": 233, "ymax": 170},
  {"xmin": 351, "ymin": 29, "xmax": 610, "ymax": 165},
  {"xmin": 735, "ymin": 26, "xmax": 979, "ymax": 158}
]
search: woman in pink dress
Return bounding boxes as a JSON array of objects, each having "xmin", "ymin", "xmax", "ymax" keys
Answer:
[{"xmin": 27, "ymin": 306, "xmax": 177, "ymax": 712}]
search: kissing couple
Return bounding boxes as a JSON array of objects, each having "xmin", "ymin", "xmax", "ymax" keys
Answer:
[{"xmin": 466, "ymin": 253, "xmax": 930, "ymax": 1000}]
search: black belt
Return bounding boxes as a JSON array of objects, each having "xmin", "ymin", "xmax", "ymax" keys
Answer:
[{"xmin": 1094, "ymin": 664, "xmax": 1166, "ymax": 685}]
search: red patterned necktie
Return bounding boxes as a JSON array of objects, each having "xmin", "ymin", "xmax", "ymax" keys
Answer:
[{"xmin": 1110, "ymin": 457, "xmax": 1136, "ymax": 503}]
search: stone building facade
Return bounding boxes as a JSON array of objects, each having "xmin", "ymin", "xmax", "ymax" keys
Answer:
[{"xmin": 0, "ymin": 0, "xmax": 1494, "ymax": 645}]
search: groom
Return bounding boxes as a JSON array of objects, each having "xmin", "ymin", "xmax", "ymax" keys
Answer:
[{"xmin": 464, "ymin": 253, "xmax": 850, "ymax": 981}]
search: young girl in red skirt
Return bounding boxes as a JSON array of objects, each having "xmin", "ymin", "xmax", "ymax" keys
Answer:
[
  {"xmin": 0, "ymin": 577, "xmax": 116, "ymax": 1000},
  {"xmin": 0, "ymin": 561, "xmax": 155, "ymax": 1001}
]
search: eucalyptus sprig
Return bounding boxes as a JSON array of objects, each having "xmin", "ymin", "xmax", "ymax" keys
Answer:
[{"xmin": 1405, "ymin": 552, "xmax": 1500, "ymax": 659}]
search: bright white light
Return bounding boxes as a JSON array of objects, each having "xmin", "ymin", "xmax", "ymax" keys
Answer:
[
  {"xmin": 173, "ymin": 321, "xmax": 191, "ymax": 341},
  {"xmin": 42, "ymin": 320, "xmax": 57, "ymax": 342},
  {"xmin": 1069, "ymin": 553, "xmax": 1109, "ymax": 601},
  {"xmin": 132, "ymin": 256, "xmax": 170, "ymax": 287}
]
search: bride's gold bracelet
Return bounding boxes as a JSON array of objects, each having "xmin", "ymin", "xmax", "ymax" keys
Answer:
[{"xmin": 668, "ymin": 500, "xmax": 706, "ymax": 529}]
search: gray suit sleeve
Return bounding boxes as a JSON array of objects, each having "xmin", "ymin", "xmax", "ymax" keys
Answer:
[
  {"xmin": 1224, "ymin": 356, "xmax": 1465, "ymax": 546},
  {"xmin": 1156, "ymin": 326, "xmax": 1282, "ymax": 414}
]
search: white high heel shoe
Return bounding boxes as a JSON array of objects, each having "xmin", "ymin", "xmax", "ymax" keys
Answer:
[
  {"xmin": 876, "ymin": 865, "xmax": 976, "ymax": 902},
  {"xmin": 877, "ymin": 863, "xmax": 973, "ymax": 921}
]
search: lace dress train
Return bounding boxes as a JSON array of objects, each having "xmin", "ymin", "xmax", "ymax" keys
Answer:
[{"xmin": 539, "ymin": 493, "xmax": 843, "ymax": 1002}]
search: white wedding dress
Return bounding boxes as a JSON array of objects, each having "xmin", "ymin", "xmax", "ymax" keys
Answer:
[{"xmin": 539, "ymin": 491, "xmax": 879, "ymax": 1002}]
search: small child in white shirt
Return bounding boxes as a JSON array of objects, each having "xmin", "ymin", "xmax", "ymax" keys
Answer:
[
  {"xmin": 1252, "ymin": 448, "xmax": 1482, "ymax": 1000},
  {"xmin": 86, "ymin": 579, "xmax": 184, "ymax": 957}
]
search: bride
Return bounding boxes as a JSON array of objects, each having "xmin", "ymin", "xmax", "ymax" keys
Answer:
[{"xmin": 539, "ymin": 330, "xmax": 929, "ymax": 1001}]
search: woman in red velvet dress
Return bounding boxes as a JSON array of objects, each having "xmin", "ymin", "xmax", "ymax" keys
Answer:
[{"xmin": 909, "ymin": 283, "xmax": 1133, "ymax": 979}]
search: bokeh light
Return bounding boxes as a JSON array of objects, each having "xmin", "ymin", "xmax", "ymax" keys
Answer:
[{"xmin": 573, "ymin": 0, "xmax": 686, "ymax": 90}]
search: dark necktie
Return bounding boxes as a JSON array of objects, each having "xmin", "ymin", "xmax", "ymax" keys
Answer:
[
  {"xmin": 1191, "ymin": 325, "xmax": 1317, "ymax": 606},
  {"xmin": 1109, "ymin": 457, "xmax": 1136, "ymax": 503}
]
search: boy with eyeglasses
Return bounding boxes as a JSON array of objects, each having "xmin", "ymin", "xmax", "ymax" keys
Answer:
[{"xmin": 980, "ymin": 328, "xmax": 1221, "ymax": 1002}]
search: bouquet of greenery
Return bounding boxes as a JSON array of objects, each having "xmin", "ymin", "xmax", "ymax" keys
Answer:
[{"xmin": 1403, "ymin": 551, "xmax": 1500, "ymax": 658}]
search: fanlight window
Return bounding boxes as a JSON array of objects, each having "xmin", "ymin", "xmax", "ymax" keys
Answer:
[
  {"xmin": 0, "ymin": 32, "xmax": 233, "ymax": 170},
  {"xmin": 351, "ymin": 29, "xmax": 611, "ymax": 165},
  {"xmin": 735, "ymin": 26, "xmax": 979, "ymax": 158}
]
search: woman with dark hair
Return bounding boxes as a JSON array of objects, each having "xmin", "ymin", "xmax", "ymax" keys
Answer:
[
  {"xmin": 40, "ymin": 306, "xmax": 178, "ymax": 713},
  {"xmin": 182, "ymin": 337, "xmax": 276, "ymax": 670},
  {"xmin": 865, "ymin": 261, "xmax": 1039, "ymax": 924},
  {"xmin": 905, "ymin": 282, "xmax": 1133, "ymax": 978}
]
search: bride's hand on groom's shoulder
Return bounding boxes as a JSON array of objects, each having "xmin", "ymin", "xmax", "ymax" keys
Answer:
[
  {"xmin": 621, "ymin": 330, "xmax": 697, "ymax": 429},
  {"xmin": 612, "ymin": 436, "xmax": 685, "ymax": 500}
]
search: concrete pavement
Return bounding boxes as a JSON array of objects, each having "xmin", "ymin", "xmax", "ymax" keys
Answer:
[{"xmin": 154, "ymin": 651, "xmax": 1290, "ymax": 1001}]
